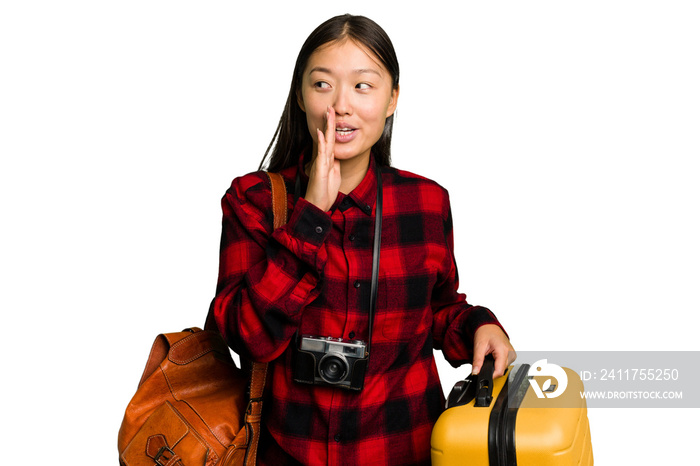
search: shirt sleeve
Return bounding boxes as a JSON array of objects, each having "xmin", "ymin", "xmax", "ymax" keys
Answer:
[
  {"xmin": 209, "ymin": 172, "xmax": 332, "ymax": 362},
  {"xmin": 431, "ymin": 190, "xmax": 509, "ymax": 368}
]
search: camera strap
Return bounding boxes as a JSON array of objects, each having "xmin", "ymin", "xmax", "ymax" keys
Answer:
[
  {"xmin": 294, "ymin": 161, "xmax": 383, "ymax": 355},
  {"xmin": 367, "ymin": 162, "xmax": 382, "ymax": 355}
]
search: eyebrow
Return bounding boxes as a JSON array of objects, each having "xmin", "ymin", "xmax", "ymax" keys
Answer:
[{"xmin": 308, "ymin": 66, "xmax": 382, "ymax": 77}]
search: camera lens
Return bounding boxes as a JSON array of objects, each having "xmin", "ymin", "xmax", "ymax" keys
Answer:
[{"xmin": 319, "ymin": 353, "xmax": 349, "ymax": 384}]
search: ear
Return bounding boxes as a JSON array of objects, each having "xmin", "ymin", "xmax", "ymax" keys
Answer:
[
  {"xmin": 385, "ymin": 85, "xmax": 400, "ymax": 118},
  {"xmin": 297, "ymin": 89, "xmax": 306, "ymax": 113}
]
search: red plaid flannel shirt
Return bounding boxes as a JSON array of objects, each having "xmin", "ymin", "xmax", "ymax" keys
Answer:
[{"xmin": 210, "ymin": 155, "xmax": 505, "ymax": 465}]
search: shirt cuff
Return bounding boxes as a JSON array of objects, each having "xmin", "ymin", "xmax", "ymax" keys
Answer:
[
  {"xmin": 464, "ymin": 306, "xmax": 508, "ymax": 340},
  {"xmin": 442, "ymin": 305, "xmax": 508, "ymax": 368},
  {"xmin": 287, "ymin": 198, "xmax": 332, "ymax": 246},
  {"xmin": 271, "ymin": 197, "xmax": 331, "ymax": 272}
]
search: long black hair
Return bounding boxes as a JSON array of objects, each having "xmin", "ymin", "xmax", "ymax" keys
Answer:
[{"xmin": 258, "ymin": 14, "xmax": 400, "ymax": 172}]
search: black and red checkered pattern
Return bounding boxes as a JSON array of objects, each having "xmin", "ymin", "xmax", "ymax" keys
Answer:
[{"xmin": 210, "ymin": 155, "xmax": 505, "ymax": 465}]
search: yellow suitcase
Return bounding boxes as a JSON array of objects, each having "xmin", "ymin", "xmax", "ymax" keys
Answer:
[{"xmin": 431, "ymin": 357, "xmax": 593, "ymax": 465}]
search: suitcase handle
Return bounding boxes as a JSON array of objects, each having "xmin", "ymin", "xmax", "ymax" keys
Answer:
[
  {"xmin": 475, "ymin": 355, "xmax": 496, "ymax": 407},
  {"xmin": 445, "ymin": 354, "xmax": 497, "ymax": 409}
]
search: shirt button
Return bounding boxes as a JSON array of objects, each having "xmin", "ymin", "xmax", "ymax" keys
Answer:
[
  {"xmin": 315, "ymin": 226, "xmax": 323, "ymax": 234},
  {"xmin": 349, "ymin": 331, "xmax": 355, "ymax": 339},
  {"xmin": 354, "ymin": 281, "xmax": 361, "ymax": 288},
  {"xmin": 363, "ymin": 205, "xmax": 371, "ymax": 212},
  {"xmin": 348, "ymin": 234, "xmax": 356, "ymax": 241},
  {"xmin": 334, "ymin": 434, "xmax": 341, "ymax": 442}
]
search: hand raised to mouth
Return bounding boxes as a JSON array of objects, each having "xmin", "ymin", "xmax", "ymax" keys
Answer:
[{"xmin": 304, "ymin": 105, "xmax": 342, "ymax": 212}]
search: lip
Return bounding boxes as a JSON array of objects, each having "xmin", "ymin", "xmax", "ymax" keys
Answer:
[{"xmin": 334, "ymin": 122, "xmax": 358, "ymax": 143}]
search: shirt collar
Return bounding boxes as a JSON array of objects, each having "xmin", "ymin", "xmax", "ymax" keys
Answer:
[{"xmin": 295, "ymin": 151, "xmax": 379, "ymax": 216}]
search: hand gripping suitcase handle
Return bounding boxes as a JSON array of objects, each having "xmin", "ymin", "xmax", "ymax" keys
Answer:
[
  {"xmin": 445, "ymin": 354, "xmax": 497, "ymax": 409},
  {"xmin": 474, "ymin": 355, "xmax": 496, "ymax": 407}
]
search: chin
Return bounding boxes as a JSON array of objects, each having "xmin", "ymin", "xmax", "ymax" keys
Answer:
[{"xmin": 334, "ymin": 147, "xmax": 371, "ymax": 161}]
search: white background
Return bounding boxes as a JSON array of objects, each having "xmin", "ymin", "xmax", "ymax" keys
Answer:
[{"xmin": 1, "ymin": 1, "xmax": 698, "ymax": 464}]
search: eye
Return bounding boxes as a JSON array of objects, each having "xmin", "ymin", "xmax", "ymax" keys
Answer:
[
  {"xmin": 314, "ymin": 81, "xmax": 331, "ymax": 89},
  {"xmin": 356, "ymin": 83, "xmax": 371, "ymax": 90}
]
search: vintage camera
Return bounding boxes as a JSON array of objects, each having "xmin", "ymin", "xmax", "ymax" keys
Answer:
[{"xmin": 292, "ymin": 335, "xmax": 369, "ymax": 391}]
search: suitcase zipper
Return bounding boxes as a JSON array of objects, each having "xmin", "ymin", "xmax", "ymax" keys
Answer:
[{"xmin": 487, "ymin": 364, "xmax": 530, "ymax": 466}]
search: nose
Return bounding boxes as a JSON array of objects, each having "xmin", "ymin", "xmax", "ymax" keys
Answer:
[{"xmin": 332, "ymin": 85, "xmax": 353, "ymax": 116}]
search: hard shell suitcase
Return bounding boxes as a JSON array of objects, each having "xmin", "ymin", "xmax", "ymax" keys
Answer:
[{"xmin": 431, "ymin": 357, "xmax": 593, "ymax": 465}]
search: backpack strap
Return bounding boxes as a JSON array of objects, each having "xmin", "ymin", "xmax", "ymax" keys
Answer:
[
  {"xmin": 248, "ymin": 171, "xmax": 287, "ymax": 402},
  {"xmin": 243, "ymin": 172, "xmax": 287, "ymax": 466}
]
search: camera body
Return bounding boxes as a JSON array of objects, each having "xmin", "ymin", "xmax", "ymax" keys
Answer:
[{"xmin": 292, "ymin": 335, "xmax": 369, "ymax": 391}]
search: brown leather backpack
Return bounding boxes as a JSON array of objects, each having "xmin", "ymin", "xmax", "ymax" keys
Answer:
[{"xmin": 118, "ymin": 172, "xmax": 287, "ymax": 466}]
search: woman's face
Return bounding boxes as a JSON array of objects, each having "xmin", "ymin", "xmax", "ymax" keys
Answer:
[{"xmin": 298, "ymin": 39, "xmax": 399, "ymax": 163}]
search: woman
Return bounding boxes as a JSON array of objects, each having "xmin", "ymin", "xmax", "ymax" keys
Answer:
[{"xmin": 209, "ymin": 14, "xmax": 515, "ymax": 465}]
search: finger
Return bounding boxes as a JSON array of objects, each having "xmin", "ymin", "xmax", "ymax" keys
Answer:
[
  {"xmin": 492, "ymin": 349, "xmax": 508, "ymax": 378},
  {"xmin": 325, "ymin": 106, "xmax": 335, "ymax": 164},
  {"xmin": 471, "ymin": 346, "xmax": 486, "ymax": 375},
  {"xmin": 508, "ymin": 349, "xmax": 517, "ymax": 366},
  {"xmin": 316, "ymin": 128, "xmax": 326, "ymax": 169}
]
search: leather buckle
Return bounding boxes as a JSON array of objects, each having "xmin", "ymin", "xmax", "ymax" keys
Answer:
[{"xmin": 154, "ymin": 445, "xmax": 176, "ymax": 465}]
